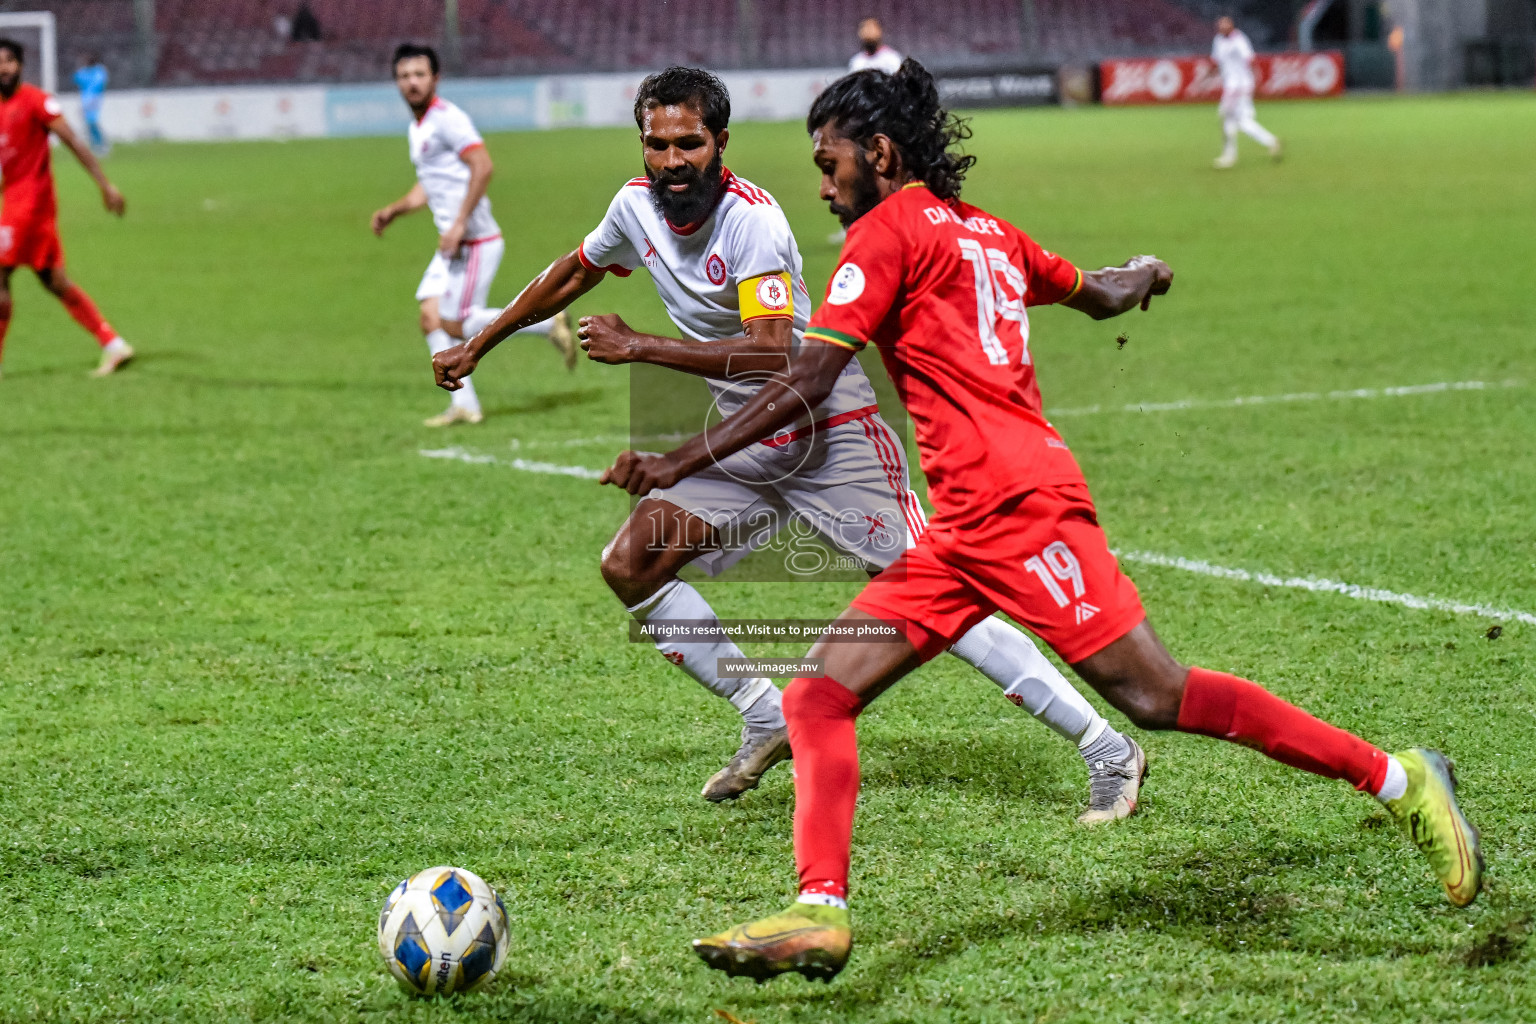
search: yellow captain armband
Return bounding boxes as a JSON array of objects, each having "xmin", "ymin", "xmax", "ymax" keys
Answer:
[{"xmin": 738, "ymin": 272, "xmax": 794, "ymax": 323}]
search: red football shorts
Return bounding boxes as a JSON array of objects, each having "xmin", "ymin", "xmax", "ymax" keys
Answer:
[
  {"xmin": 0, "ymin": 208, "xmax": 63, "ymax": 271},
  {"xmin": 851, "ymin": 480, "xmax": 1145, "ymax": 664}
]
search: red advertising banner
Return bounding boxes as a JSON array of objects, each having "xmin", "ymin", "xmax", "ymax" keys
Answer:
[{"xmin": 1099, "ymin": 51, "xmax": 1344, "ymax": 105}]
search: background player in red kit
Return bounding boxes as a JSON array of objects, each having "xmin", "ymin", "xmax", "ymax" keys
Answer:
[
  {"xmin": 0, "ymin": 38, "xmax": 133, "ymax": 378},
  {"xmin": 600, "ymin": 61, "xmax": 1483, "ymax": 982}
]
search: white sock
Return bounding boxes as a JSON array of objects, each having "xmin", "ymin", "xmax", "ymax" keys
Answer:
[
  {"xmin": 1240, "ymin": 117, "xmax": 1277, "ymax": 149},
  {"xmin": 1374, "ymin": 755, "xmax": 1407, "ymax": 803},
  {"xmin": 627, "ymin": 580, "xmax": 784, "ymax": 731},
  {"xmin": 462, "ymin": 307, "xmax": 550, "ymax": 341},
  {"xmin": 461, "ymin": 307, "xmax": 502, "ymax": 339},
  {"xmin": 948, "ymin": 616, "xmax": 1117, "ymax": 753},
  {"xmin": 449, "ymin": 376, "xmax": 480, "ymax": 411},
  {"xmin": 796, "ymin": 893, "xmax": 848, "ymax": 910},
  {"xmin": 426, "ymin": 328, "xmax": 479, "ymax": 412},
  {"xmin": 1220, "ymin": 121, "xmax": 1238, "ymax": 160},
  {"xmin": 1079, "ymin": 718, "xmax": 1131, "ymax": 766}
]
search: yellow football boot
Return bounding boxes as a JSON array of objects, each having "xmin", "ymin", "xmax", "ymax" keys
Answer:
[
  {"xmin": 693, "ymin": 902, "xmax": 851, "ymax": 983},
  {"xmin": 1385, "ymin": 747, "xmax": 1483, "ymax": 907}
]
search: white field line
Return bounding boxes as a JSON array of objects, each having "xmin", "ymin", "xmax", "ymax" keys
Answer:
[
  {"xmin": 504, "ymin": 432, "xmax": 691, "ymax": 451},
  {"xmin": 419, "ymin": 448, "xmax": 1532, "ymax": 628},
  {"xmin": 1048, "ymin": 378, "xmax": 1521, "ymax": 417},
  {"xmin": 419, "ymin": 446, "xmax": 604, "ymax": 480},
  {"xmin": 497, "ymin": 379, "xmax": 1523, "ymax": 449},
  {"xmin": 1116, "ymin": 549, "xmax": 1536, "ymax": 627}
]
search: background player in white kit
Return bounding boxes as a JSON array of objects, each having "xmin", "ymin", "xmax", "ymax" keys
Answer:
[
  {"xmin": 433, "ymin": 67, "xmax": 1145, "ymax": 821},
  {"xmin": 371, "ymin": 44, "xmax": 575, "ymax": 427},
  {"xmin": 828, "ymin": 21, "xmax": 905, "ymax": 244},
  {"xmin": 848, "ymin": 18, "xmax": 903, "ymax": 75},
  {"xmin": 1212, "ymin": 16, "xmax": 1282, "ymax": 169}
]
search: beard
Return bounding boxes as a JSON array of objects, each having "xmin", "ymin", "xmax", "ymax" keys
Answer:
[
  {"xmin": 646, "ymin": 151, "xmax": 725, "ymax": 227},
  {"xmin": 827, "ymin": 153, "xmax": 884, "ymax": 228}
]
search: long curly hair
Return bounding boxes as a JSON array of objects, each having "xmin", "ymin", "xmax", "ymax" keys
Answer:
[{"xmin": 806, "ymin": 58, "xmax": 975, "ymax": 200}]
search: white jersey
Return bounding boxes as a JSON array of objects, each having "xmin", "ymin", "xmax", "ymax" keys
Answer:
[
  {"xmin": 1211, "ymin": 30, "xmax": 1256, "ymax": 93},
  {"xmin": 849, "ymin": 45, "xmax": 903, "ymax": 74},
  {"xmin": 407, "ymin": 96, "xmax": 499, "ymax": 242},
  {"xmin": 580, "ymin": 170, "xmax": 878, "ymax": 423}
]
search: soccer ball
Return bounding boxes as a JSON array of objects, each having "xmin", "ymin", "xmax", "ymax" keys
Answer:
[{"xmin": 378, "ymin": 865, "xmax": 510, "ymax": 995}]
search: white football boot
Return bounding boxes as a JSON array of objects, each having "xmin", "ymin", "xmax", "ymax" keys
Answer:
[{"xmin": 423, "ymin": 404, "xmax": 483, "ymax": 428}]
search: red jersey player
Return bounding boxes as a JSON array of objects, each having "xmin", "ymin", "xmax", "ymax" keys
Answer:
[
  {"xmin": 601, "ymin": 61, "xmax": 1482, "ymax": 982},
  {"xmin": 0, "ymin": 38, "xmax": 132, "ymax": 378}
]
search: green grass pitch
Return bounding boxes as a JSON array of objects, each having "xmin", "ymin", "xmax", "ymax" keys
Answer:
[{"xmin": 0, "ymin": 92, "xmax": 1533, "ymax": 1022}]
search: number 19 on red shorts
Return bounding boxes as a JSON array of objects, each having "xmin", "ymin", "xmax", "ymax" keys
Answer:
[{"xmin": 851, "ymin": 481, "xmax": 1146, "ymax": 664}]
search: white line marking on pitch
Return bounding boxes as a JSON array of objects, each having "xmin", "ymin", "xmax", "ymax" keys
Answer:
[
  {"xmin": 497, "ymin": 379, "xmax": 1522, "ymax": 449},
  {"xmin": 420, "ymin": 449, "xmax": 1530, "ymax": 627},
  {"xmin": 1116, "ymin": 549, "xmax": 1536, "ymax": 626},
  {"xmin": 504, "ymin": 432, "xmax": 689, "ymax": 451},
  {"xmin": 1049, "ymin": 378, "xmax": 1520, "ymax": 417},
  {"xmin": 420, "ymin": 446, "xmax": 604, "ymax": 480}
]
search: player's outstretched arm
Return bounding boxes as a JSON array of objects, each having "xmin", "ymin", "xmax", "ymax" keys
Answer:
[
  {"xmin": 1064, "ymin": 256, "xmax": 1173, "ymax": 320},
  {"xmin": 578, "ymin": 313, "xmax": 793, "ymax": 378},
  {"xmin": 371, "ymin": 183, "xmax": 427, "ymax": 236},
  {"xmin": 599, "ymin": 338, "xmax": 855, "ymax": 495},
  {"xmin": 49, "ymin": 116, "xmax": 123, "ymax": 216},
  {"xmin": 434, "ymin": 249, "xmax": 605, "ymax": 391}
]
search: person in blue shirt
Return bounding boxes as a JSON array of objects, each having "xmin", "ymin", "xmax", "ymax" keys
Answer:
[{"xmin": 73, "ymin": 53, "xmax": 107, "ymax": 155}]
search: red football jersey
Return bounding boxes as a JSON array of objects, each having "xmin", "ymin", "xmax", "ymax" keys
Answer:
[
  {"xmin": 0, "ymin": 83, "xmax": 62, "ymax": 217},
  {"xmin": 805, "ymin": 183, "xmax": 1084, "ymax": 522}
]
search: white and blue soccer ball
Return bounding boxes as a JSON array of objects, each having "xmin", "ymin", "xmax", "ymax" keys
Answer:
[{"xmin": 378, "ymin": 865, "xmax": 510, "ymax": 996}]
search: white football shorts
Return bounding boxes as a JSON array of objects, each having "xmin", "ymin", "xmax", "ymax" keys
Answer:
[
  {"xmin": 656, "ymin": 409, "xmax": 928, "ymax": 577},
  {"xmin": 1219, "ymin": 86, "xmax": 1256, "ymax": 122},
  {"xmin": 415, "ymin": 235, "xmax": 505, "ymax": 321}
]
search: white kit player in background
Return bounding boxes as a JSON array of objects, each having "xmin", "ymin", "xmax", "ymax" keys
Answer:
[
  {"xmin": 827, "ymin": 19, "xmax": 906, "ymax": 244},
  {"xmin": 371, "ymin": 43, "xmax": 576, "ymax": 427},
  {"xmin": 1212, "ymin": 16, "xmax": 1282, "ymax": 169},
  {"xmin": 847, "ymin": 17, "xmax": 903, "ymax": 75},
  {"xmin": 431, "ymin": 68, "xmax": 1145, "ymax": 823}
]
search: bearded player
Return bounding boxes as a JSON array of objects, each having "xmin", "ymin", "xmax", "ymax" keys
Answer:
[
  {"xmin": 434, "ymin": 67, "xmax": 1145, "ymax": 821},
  {"xmin": 0, "ymin": 38, "xmax": 133, "ymax": 378},
  {"xmin": 371, "ymin": 43, "xmax": 575, "ymax": 427},
  {"xmin": 594, "ymin": 62, "xmax": 1481, "ymax": 981}
]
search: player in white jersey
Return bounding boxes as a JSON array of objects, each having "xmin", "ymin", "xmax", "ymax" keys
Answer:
[
  {"xmin": 829, "ymin": 21, "xmax": 905, "ymax": 246},
  {"xmin": 1211, "ymin": 16, "xmax": 1282, "ymax": 169},
  {"xmin": 432, "ymin": 68, "xmax": 1143, "ymax": 820},
  {"xmin": 370, "ymin": 44, "xmax": 576, "ymax": 427},
  {"xmin": 848, "ymin": 18, "xmax": 903, "ymax": 75}
]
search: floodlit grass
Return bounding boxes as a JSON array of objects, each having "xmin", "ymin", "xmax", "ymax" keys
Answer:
[{"xmin": 0, "ymin": 92, "xmax": 1532, "ymax": 1022}]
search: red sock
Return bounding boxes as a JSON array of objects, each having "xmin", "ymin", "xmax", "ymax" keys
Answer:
[
  {"xmin": 58, "ymin": 285, "xmax": 116, "ymax": 346},
  {"xmin": 784, "ymin": 675, "xmax": 864, "ymax": 901},
  {"xmin": 0, "ymin": 299, "xmax": 10, "ymax": 363},
  {"xmin": 1177, "ymin": 667, "xmax": 1389, "ymax": 793}
]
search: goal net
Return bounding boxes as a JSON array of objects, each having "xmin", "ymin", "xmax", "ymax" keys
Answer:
[{"xmin": 0, "ymin": 11, "xmax": 57, "ymax": 94}]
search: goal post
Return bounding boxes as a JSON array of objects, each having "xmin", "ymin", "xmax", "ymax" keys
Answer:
[{"xmin": 0, "ymin": 11, "xmax": 57, "ymax": 95}]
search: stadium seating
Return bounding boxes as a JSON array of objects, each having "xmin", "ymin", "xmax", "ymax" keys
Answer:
[
  {"xmin": 0, "ymin": 0, "xmax": 136, "ymax": 84},
  {"xmin": 1034, "ymin": 0, "xmax": 1208, "ymax": 58},
  {"xmin": 25, "ymin": 0, "xmax": 1218, "ymax": 88}
]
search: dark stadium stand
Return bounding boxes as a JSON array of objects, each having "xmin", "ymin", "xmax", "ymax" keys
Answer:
[{"xmin": 18, "ymin": 0, "xmax": 1219, "ymax": 89}]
